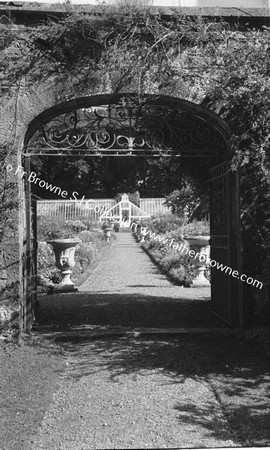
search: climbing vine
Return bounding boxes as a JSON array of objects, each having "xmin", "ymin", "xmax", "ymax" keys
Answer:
[
  {"xmin": 0, "ymin": 6, "xmax": 270, "ymax": 316},
  {"xmin": 202, "ymin": 27, "xmax": 270, "ymax": 288}
]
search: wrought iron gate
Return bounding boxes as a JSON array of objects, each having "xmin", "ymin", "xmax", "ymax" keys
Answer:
[
  {"xmin": 20, "ymin": 155, "xmax": 37, "ymax": 333},
  {"xmin": 209, "ymin": 161, "xmax": 243, "ymax": 327},
  {"xmin": 20, "ymin": 94, "xmax": 235, "ymax": 332}
]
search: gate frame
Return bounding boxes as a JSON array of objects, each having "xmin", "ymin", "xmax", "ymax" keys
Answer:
[
  {"xmin": 209, "ymin": 161, "xmax": 243, "ymax": 328},
  {"xmin": 20, "ymin": 93, "xmax": 244, "ymax": 332},
  {"xmin": 20, "ymin": 154, "xmax": 38, "ymax": 333}
]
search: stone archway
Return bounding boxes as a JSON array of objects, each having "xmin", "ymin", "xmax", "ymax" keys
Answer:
[{"xmin": 21, "ymin": 93, "xmax": 242, "ymax": 332}]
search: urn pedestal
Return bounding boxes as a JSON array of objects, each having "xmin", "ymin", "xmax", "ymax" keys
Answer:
[
  {"xmin": 47, "ymin": 239, "xmax": 81, "ymax": 292},
  {"xmin": 185, "ymin": 236, "xmax": 210, "ymax": 286}
]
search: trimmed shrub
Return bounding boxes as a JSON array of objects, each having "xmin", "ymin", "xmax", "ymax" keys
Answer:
[
  {"xmin": 149, "ymin": 248, "xmax": 196, "ymax": 286},
  {"xmin": 149, "ymin": 249, "xmax": 164, "ymax": 261},
  {"xmin": 75, "ymin": 244, "xmax": 95, "ymax": 271},
  {"xmin": 148, "ymin": 214, "xmax": 186, "ymax": 234},
  {"xmin": 78, "ymin": 230, "xmax": 98, "ymax": 243},
  {"xmin": 65, "ymin": 220, "xmax": 87, "ymax": 233},
  {"xmin": 160, "ymin": 251, "xmax": 184, "ymax": 272},
  {"xmin": 182, "ymin": 220, "xmax": 210, "ymax": 237},
  {"xmin": 169, "ymin": 267, "xmax": 193, "ymax": 286}
]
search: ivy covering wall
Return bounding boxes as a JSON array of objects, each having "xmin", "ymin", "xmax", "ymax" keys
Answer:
[{"xmin": 0, "ymin": 6, "xmax": 269, "ymax": 324}]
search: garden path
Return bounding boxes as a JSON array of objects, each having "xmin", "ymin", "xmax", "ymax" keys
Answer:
[
  {"xmin": 78, "ymin": 229, "xmax": 219, "ymax": 328},
  {"xmin": 37, "ymin": 230, "xmax": 219, "ymax": 331},
  {"xmin": 31, "ymin": 231, "xmax": 240, "ymax": 449},
  {"xmin": 79, "ymin": 229, "xmax": 211, "ymax": 300},
  {"xmin": 78, "ymin": 229, "xmax": 216, "ymax": 328}
]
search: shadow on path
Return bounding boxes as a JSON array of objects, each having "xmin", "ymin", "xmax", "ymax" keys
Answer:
[
  {"xmin": 32, "ymin": 231, "xmax": 270, "ymax": 447},
  {"xmin": 55, "ymin": 333, "xmax": 270, "ymax": 447},
  {"xmin": 35, "ymin": 291, "xmax": 222, "ymax": 331},
  {"xmin": 33, "ymin": 293, "xmax": 270, "ymax": 447}
]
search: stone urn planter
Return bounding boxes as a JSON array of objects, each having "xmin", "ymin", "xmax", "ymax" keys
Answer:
[
  {"xmin": 47, "ymin": 239, "xmax": 81, "ymax": 292},
  {"xmin": 113, "ymin": 222, "xmax": 120, "ymax": 232},
  {"xmin": 185, "ymin": 235, "xmax": 210, "ymax": 286},
  {"xmin": 102, "ymin": 225, "xmax": 113, "ymax": 242}
]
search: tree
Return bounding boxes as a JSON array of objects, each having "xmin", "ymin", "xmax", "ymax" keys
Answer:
[{"xmin": 164, "ymin": 176, "xmax": 209, "ymax": 220}]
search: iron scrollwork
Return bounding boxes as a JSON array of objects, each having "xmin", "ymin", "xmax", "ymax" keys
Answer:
[{"xmin": 27, "ymin": 98, "xmax": 227, "ymax": 157}]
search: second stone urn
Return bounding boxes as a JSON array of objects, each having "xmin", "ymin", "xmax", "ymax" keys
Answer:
[
  {"xmin": 102, "ymin": 224, "xmax": 113, "ymax": 242},
  {"xmin": 47, "ymin": 239, "xmax": 81, "ymax": 292},
  {"xmin": 185, "ymin": 235, "xmax": 210, "ymax": 286}
]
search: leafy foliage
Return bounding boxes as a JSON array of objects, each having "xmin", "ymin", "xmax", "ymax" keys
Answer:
[
  {"xmin": 182, "ymin": 220, "xmax": 210, "ymax": 237},
  {"xmin": 37, "ymin": 216, "xmax": 83, "ymax": 240},
  {"xmin": 201, "ymin": 27, "xmax": 270, "ymax": 309},
  {"xmin": 141, "ymin": 236, "xmax": 195, "ymax": 286},
  {"xmin": 141, "ymin": 215, "xmax": 209, "ymax": 237},
  {"xmin": 164, "ymin": 177, "xmax": 209, "ymax": 220}
]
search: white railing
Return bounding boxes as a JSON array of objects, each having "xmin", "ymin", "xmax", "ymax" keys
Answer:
[
  {"xmin": 139, "ymin": 198, "xmax": 171, "ymax": 216},
  {"xmin": 37, "ymin": 198, "xmax": 171, "ymax": 220},
  {"xmin": 37, "ymin": 199, "xmax": 115, "ymax": 220}
]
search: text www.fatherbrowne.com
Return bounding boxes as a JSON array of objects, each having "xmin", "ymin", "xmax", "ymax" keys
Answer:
[{"xmin": 131, "ymin": 223, "xmax": 263, "ymax": 290}]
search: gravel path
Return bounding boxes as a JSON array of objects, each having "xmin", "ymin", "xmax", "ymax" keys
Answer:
[
  {"xmin": 30, "ymin": 336, "xmax": 237, "ymax": 449},
  {"xmin": 79, "ymin": 230, "xmax": 210, "ymax": 299},
  {"xmin": 36, "ymin": 231, "xmax": 222, "ymax": 331},
  {"xmin": 31, "ymin": 231, "xmax": 237, "ymax": 449}
]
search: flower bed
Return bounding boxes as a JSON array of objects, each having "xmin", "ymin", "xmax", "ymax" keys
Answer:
[
  {"xmin": 140, "ymin": 237, "xmax": 196, "ymax": 287},
  {"xmin": 132, "ymin": 216, "xmax": 210, "ymax": 286}
]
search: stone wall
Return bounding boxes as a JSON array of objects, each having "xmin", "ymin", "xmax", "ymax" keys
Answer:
[
  {"xmin": 0, "ymin": 20, "xmax": 113, "ymax": 330},
  {"xmin": 0, "ymin": 65, "xmax": 110, "ymax": 327}
]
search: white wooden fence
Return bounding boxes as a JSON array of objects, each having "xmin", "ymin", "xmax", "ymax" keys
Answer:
[{"xmin": 37, "ymin": 198, "xmax": 171, "ymax": 220}]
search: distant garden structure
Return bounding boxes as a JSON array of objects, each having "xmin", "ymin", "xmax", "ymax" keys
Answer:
[{"xmin": 37, "ymin": 195, "xmax": 170, "ymax": 222}]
